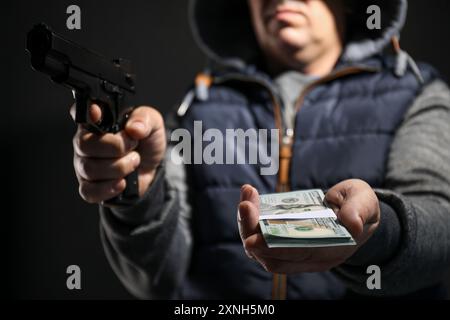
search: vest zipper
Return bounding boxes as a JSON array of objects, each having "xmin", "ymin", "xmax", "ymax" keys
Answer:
[
  {"xmin": 210, "ymin": 66, "xmax": 378, "ymax": 300},
  {"xmin": 213, "ymin": 74, "xmax": 288, "ymax": 300}
]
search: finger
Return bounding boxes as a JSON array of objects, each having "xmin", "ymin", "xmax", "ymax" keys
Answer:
[
  {"xmin": 70, "ymin": 103, "xmax": 76, "ymax": 121},
  {"xmin": 238, "ymin": 201, "xmax": 260, "ymax": 241},
  {"xmin": 250, "ymin": 246, "xmax": 314, "ymax": 263},
  {"xmin": 125, "ymin": 106, "xmax": 164, "ymax": 141},
  {"xmin": 325, "ymin": 181, "xmax": 364, "ymax": 238},
  {"xmin": 340, "ymin": 196, "xmax": 380, "ymax": 242},
  {"xmin": 337, "ymin": 201, "xmax": 363, "ymax": 239},
  {"xmin": 244, "ymin": 232, "xmax": 318, "ymax": 263},
  {"xmin": 325, "ymin": 187, "xmax": 345, "ymax": 210},
  {"xmin": 89, "ymin": 104, "xmax": 102, "ymax": 124},
  {"xmin": 240, "ymin": 184, "xmax": 260, "ymax": 208},
  {"xmin": 242, "ymin": 232, "xmax": 267, "ymax": 256},
  {"xmin": 77, "ymin": 178, "xmax": 126, "ymax": 204},
  {"xmin": 70, "ymin": 103, "xmax": 102, "ymax": 123},
  {"xmin": 73, "ymin": 128, "xmax": 138, "ymax": 158},
  {"xmin": 74, "ymin": 151, "xmax": 140, "ymax": 181},
  {"xmin": 238, "ymin": 185, "xmax": 260, "ymax": 240}
]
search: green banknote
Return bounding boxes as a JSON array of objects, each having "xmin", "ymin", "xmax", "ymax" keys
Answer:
[
  {"xmin": 258, "ymin": 189, "xmax": 356, "ymax": 248},
  {"xmin": 259, "ymin": 189, "xmax": 336, "ymax": 220},
  {"xmin": 259, "ymin": 218, "xmax": 356, "ymax": 248}
]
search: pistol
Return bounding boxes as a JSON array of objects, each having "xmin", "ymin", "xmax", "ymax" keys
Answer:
[{"xmin": 26, "ymin": 23, "xmax": 139, "ymax": 206}]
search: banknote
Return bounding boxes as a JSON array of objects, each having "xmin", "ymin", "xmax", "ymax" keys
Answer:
[
  {"xmin": 259, "ymin": 218, "xmax": 356, "ymax": 248},
  {"xmin": 259, "ymin": 189, "xmax": 336, "ymax": 220},
  {"xmin": 258, "ymin": 189, "xmax": 356, "ymax": 248}
]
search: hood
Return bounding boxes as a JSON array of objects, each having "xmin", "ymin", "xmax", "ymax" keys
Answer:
[{"xmin": 189, "ymin": 0, "xmax": 408, "ymax": 70}]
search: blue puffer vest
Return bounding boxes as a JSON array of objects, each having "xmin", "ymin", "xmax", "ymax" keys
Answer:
[{"xmin": 177, "ymin": 55, "xmax": 438, "ymax": 299}]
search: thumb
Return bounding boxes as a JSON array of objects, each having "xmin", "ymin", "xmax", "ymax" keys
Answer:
[
  {"xmin": 238, "ymin": 185, "xmax": 260, "ymax": 240},
  {"xmin": 125, "ymin": 106, "xmax": 163, "ymax": 140},
  {"xmin": 325, "ymin": 181, "xmax": 366, "ymax": 240}
]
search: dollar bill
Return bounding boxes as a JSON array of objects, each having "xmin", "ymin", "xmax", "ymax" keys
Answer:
[
  {"xmin": 259, "ymin": 218, "xmax": 356, "ymax": 248},
  {"xmin": 258, "ymin": 190, "xmax": 356, "ymax": 248},
  {"xmin": 259, "ymin": 189, "xmax": 336, "ymax": 220}
]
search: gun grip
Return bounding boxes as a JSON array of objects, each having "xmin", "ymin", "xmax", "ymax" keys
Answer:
[
  {"xmin": 104, "ymin": 170, "xmax": 140, "ymax": 207},
  {"xmin": 102, "ymin": 106, "xmax": 140, "ymax": 207}
]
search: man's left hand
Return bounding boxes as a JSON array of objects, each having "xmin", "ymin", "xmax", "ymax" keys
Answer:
[{"xmin": 238, "ymin": 179, "xmax": 380, "ymax": 274}]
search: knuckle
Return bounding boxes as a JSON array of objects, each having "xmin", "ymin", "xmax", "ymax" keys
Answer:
[
  {"xmin": 74, "ymin": 131, "xmax": 92, "ymax": 155},
  {"xmin": 78, "ymin": 157, "xmax": 90, "ymax": 176},
  {"xmin": 113, "ymin": 136, "xmax": 132, "ymax": 156},
  {"xmin": 116, "ymin": 158, "xmax": 130, "ymax": 176},
  {"xmin": 243, "ymin": 243, "xmax": 253, "ymax": 254},
  {"xmin": 150, "ymin": 107, "xmax": 163, "ymax": 122},
  {"xmin": 144, "ymin": 107, "xmax": 163, "ymax": 129},
  {"xmin": 79, "ymin": 131, "xmax": 92, "ymax": 147},
  {"xmin": 73, "ymin": 131, "xmax": 82, "ymax": 152},
  {"xmin": 244, "ymin": 249, "xmax": 254, "ymax": 259},
  {"xmin": 243, "ymin": 240, "xmax": 257, "ymax": 253},
  {"xmin": 79, "ymin": 158, "xmax": 95, "ymax": 180},
  {"xmin": 78, "ymin": 183, "xmax": 96, "ymax": 204},
  {"xmin": 111, "ymin": 141, "xmax": 125, "ymax": 156},
  {"xmin": 349, "ymin": 220, "xmax": 364, "ymax": 238},
  {"xmin": 140, "ymin": 105, "xmax": 155, "ymax": 115}
]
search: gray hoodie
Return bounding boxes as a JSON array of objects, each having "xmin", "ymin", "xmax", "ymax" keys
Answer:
[{"xmin": 99, "ymin": 0, "xmax": 450, "ymax": 299}]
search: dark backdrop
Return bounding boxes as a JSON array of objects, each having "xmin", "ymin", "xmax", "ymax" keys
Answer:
[{"xmin": 4, "ymin": 0, "xmax": 450, "ymax": 299}]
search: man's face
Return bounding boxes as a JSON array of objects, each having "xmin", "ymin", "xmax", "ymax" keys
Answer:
[{"xmin": 247, "ymin": 0, "xmax": 345, "ymax": 73}]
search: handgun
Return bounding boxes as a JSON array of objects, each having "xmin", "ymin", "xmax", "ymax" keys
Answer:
[{"xmin": 26, "ymin": 23, "xmax": 139, "ymax": 206}]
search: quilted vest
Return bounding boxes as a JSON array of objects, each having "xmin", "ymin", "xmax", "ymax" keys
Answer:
[{"xmin": 176, "ymin": 56, "xmax": 438, "ymax": 299}]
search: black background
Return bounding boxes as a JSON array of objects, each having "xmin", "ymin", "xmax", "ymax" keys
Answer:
[{"xmin": 4, "ymin": 0, "xmax": 450, "ymax": 299}]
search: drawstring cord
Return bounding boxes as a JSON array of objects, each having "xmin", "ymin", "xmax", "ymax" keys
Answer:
[
  {"xmin": 177, "ymin": 69, "xmax": 212, "ymax": 117},
  {"xmin": 392, "ymin": 36, "xmax": 424, "ymax": 83}
]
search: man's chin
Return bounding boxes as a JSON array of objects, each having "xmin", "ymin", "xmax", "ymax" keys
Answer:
[{"xmin": 275, "ymin": 28, "xmax": 310, "ymax": 51}]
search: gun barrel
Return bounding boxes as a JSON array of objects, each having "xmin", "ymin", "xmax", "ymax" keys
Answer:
[{"xmin": 26, "ymin": 23, "xmax": 135, "ymax": 92}]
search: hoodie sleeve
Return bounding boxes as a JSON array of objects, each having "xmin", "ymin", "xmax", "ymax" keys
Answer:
[
  {"xmin": 334, "ymin": 79, "xmax": 450, "ymax": 296},
  {"xmin": 99, "ymin": 146, "xmax": 192, "ymax": 299}
]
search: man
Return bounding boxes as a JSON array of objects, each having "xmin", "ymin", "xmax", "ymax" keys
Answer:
[{"xmin": 72, "ymin": 0, "xmax": 450, "ymax": 299}]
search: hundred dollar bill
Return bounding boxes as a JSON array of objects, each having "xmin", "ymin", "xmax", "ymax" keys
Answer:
[
  {"xmin": 259, "ymin": 189, "xmax": 336, "ymax": 220},
  {"xmin": 259, "ymin": 218, "xmax": 356, "ymax": 248}
]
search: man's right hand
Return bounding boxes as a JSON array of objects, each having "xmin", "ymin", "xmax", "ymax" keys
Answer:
[{"xmin": 72, "ymin": 104, "xmax": 166, "ymax": 205}]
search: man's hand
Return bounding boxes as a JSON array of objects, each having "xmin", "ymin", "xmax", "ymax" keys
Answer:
[
  {"xmin": 238, "ymin": 180, "xmax": 380, "ymax": 274},
  {"xmin": 72, "ymin": 104, "xmax": 166, "ymax": 205}
]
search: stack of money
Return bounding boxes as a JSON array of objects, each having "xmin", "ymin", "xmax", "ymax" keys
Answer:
[{"xmin": 258, "ymin": 190, "xmax": 356, "ymax": 248}]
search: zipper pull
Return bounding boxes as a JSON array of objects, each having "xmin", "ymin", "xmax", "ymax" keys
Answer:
[
  {"xmin": 278, "ymin": 129, "xmax": 294, "ymax": 192},
  {"xmin": 283, "ymin": 128, "xmax": 294, "ymax": 145},
  {"xmin": 195, "ymin": 71, "xmax": 212, "ymax": 101}
]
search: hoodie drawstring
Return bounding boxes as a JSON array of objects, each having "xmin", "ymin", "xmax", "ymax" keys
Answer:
[
  {"xmin": 177, "ymin": 70, "xmax": 212, "ymax": 117},
  {"xmin": 392, "ymin": 36, "xmax": 424, "ymax": 83}
]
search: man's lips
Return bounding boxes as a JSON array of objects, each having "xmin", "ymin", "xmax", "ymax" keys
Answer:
[
  {"xmin": 265, "ymin": 7, "xmax": 305, "ymax": 23},
  {"xmin": 276, "ymin": 8, "xmax": 303, "ymax": 15}
]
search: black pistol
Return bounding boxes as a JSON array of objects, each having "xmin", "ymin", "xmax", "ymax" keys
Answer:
[{"xmin": 26, "ymin": 23, "xmax": 139, "ymax": 206}]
